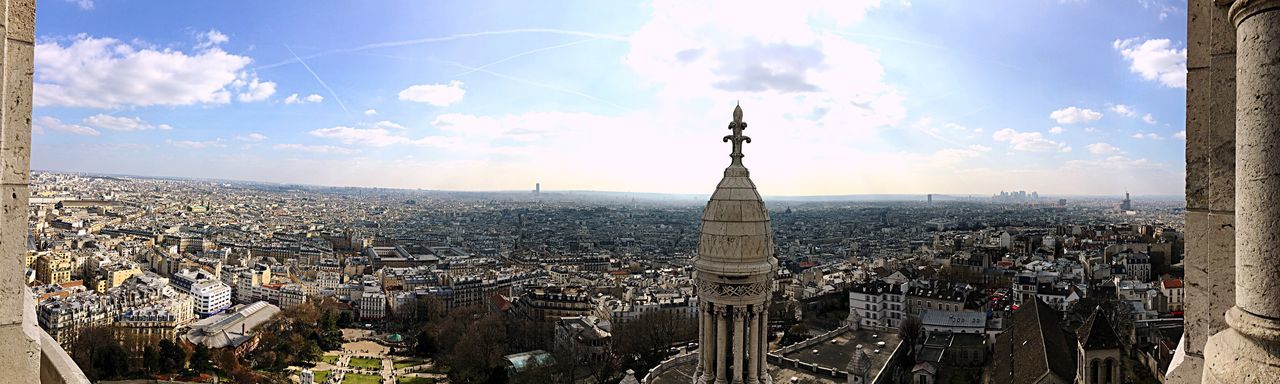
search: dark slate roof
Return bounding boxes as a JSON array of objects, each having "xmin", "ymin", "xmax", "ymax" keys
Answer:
[
  {"xmin": 987, "ymin": 299, "xmax": 1076, "ymax": 384},
  {"xmin": 1077, "ymin": 307, "xmax": 1122, "ymax": 350},
  {"xmin": 849, "ymin": 279, "xmax": 903, "ymax": 295}
]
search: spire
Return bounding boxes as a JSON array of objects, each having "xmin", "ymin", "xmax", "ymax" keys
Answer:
[{"xmin": 724, "ymin": 104, "xmax": 750, "ymax": 167}]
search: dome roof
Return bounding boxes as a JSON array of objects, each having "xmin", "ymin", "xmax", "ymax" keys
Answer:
[{"xmin": 693, "ymin": 105, "xmax": 776, "ymax": 276}]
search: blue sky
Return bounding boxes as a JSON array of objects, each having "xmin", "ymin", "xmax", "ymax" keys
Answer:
[{"xmin": 32, "ymin": 0, "xmax": 1187, "ymax": 196}]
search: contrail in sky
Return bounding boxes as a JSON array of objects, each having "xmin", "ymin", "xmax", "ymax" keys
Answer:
[
  {"xmin": 258, "ymin": 29, "xmax": 629, "ymax": 70},
  {"xmin": 454, "ymin": 38, "xmax": 602, "ymax": 77},
  {"xmin": 284, "ymin": 44, "xmax": 349, "ymax": 113},
  {"xmin": 430, "ymin": 58, "xmax": 627, "ymax": 111}
]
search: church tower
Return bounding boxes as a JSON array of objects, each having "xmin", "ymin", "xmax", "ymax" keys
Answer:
[{"xmin": 694, "ymin": 105, "xmax": 776, "ymax": 384}]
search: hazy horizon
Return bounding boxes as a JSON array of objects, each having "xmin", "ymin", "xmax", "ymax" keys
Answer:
[{"xmin": 33, "ymin": 168, "xmax": 1184, "ymax": 202}]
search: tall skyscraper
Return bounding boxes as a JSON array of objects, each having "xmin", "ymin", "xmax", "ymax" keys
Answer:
[
  {"xmin": 1121, "ymin": 191, "xmax": 1132, "ymax": 211},
  {"xmin": 694, "ymin": 105, "xmax": 775, "ymax": 384},
  {"xmin": 535, "ymin": 183, "xmax": 541, "ymax": 194}
]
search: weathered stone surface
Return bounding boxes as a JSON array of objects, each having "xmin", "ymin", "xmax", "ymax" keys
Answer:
[
  {"xmin": 0, "ymin": 294, "xmax": 41, "ymax": 384},
  {"xmin": 1182, "ymin": 210, "xmax": 1210, "ymax": 355},
  {"xmin": 1189, "ymin": 0, "xmax": 1212, "ymax": 69},
  {"xmin": 1231, "ymin": 4, "xmax": 1280, "ymax": 318},
  {"xmin": 0, "ymin": 183, "xmax": 28, "ymax": 326},
  {"xmin": 1205, "ymin": 212, "xmax": 1235, "ymax": 332},
  {"xmin": 4, "ymin": 0, "xmax": 33, "ymax": 44},
  {"xmin": 1208, "ymin": 54, "xmax": 1235, "ymax": 212},
  {"xmin": 1211, "ymin": 2, "xmax": 1237, "ymax": 55},
  {"xmin": 0, "ymin": 1, "xmax": 41, "ymax": 382},
  {"xmin": 1204, "ymin": 326, "xmax": 1280, "ymax": 383},
  {"xmin": 1186, "ymin": 68, "xmax": 1210, "ymax": 210},
  {"xmin": 1202, "ymin": 3, "xmax": 1280, "ymax": 383},
  {"xmin": 0, "ymin": 38, "xmax": 30, "ymax": 184}
]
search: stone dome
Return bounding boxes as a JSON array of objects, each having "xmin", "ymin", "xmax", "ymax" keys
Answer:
[{"xmin": 692, "ymin": 105, "xmax": 776, "ymax": 277}]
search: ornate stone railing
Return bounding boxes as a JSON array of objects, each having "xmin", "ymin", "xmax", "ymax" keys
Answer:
[{"xmin": 641, "ymin": 352, "xmax": 699, "ymax": 383}]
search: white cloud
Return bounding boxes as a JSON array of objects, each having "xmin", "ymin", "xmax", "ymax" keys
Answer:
[
  {"xmin": 364, "ymin": 109, "xmax": 378, "ymax": 116},
  {"xmin": 236, "ymin": 74, "xmax": 276, "ymax": 102},
  {"xmin": 35, "ymin": 34, "xmax": 262, "ymax": 108},
  {"xmin": 1136, "ymin": 0, "xmax": 1181, "ymax": 21},
  {"xmin": 1175, "ymin": 130, "xmax": 1186, "ymax": 140},
  {"xmin": 1114, "ymin": 37, "xmax": 1187, "ymax": 88},
  {"xmin": 1064, "ymin": 155, "xmax": 1165, "ymax": 171},
  {"xmin": 310, "ymin": 122, "xmax": 454, "ymax": 148},
  {"xmin": 168, "ymin": 139, "xmax": 226, "ymax": 149},
  {"xmin": 1050, "ymin": 107, "xmax": 1102, "ymax": 124},
  {"xmin": 1049, "ymin": 126, "xmax": 1064, "ymax": 134},
  {"xmin": 398, "ymin": 80, "xmax": 466, "ymax": 106},
  {"xmin": 83, "ymin": 114, "xmax": 173, "ymax": 131},
  {"xmin": 372, "ymin": 121, "xmax": 404, "ymax": 130},
  {"xmin": 310, "ymin": 126, "xmax": 407, "ymax": 147},
  {"xmin": 622, "ymin": 0, "xmax": 904, "ymax": 139},
  {"xmin": 1142, "ymin": 113, "xmax": 1157, "ymax": 124},
  {"xmin": 1132, "ymin": 132, "xmax": 1164, "ymax": 140},
  {"xmin": 1085, "ymin": 127, "xmax": 1101, "ymax": 133},
  {"xmin": 284, "ymin": 93, "xmax": 325, "ymax": 104},
  {"xmin": 235, "ymin": 133, "xmax": 267, "ymax": 142},
  {"xmin": 64, "ymin": 0, "xmax": 93, "ymax": 10},
  {"xmin": 196, "ymin": 29, "xmax": 229, "ymax": 49},
  {"xmin": 992, "ymin": 128, "xmax": 1071, "ymax": 152},
  {"xmin": 273, "ymin": 143, "xmax": 357, "ymax": 155},
  {"xmin": 1087, "ymin": 142, "xmax": 1123, "ymax": 155},
  {"xmin": 33, "ymin": 116, "xmax": 99, "ymax": 136},
  {"xmin": 1109, "ymin": 104, "xmax": 1137, "ymax": 117}
]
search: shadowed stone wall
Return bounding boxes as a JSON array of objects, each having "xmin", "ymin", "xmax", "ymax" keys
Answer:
[{"xmin": 1169, "ymin": 1, "xmax": 1237, "ymax": 382}]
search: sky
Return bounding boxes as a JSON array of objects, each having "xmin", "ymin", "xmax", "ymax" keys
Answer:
[{"xmin": 32, "ymin": 0, "xmax": 1188, "ymax": 196}]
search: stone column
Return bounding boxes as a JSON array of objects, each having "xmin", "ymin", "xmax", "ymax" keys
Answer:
[
  {"xmin": 731, "ymin": 307, "xmax": 745, "ymax": 383},
  {"xmin": 746, "ymin": 308, "xmax": 760, "ymax": 384},
  {"xmin": 700, "ymin": 302, "xmax": 715, "ymax": 383},
  {"xmin": 1203, "ymin": 1, "xmax": 1280, "ymax": 383},
  {"xmin": 0, "ymin": 0, "xmax": 38, "ymax": 382},
  {"xmin": 759, "ymin": 308, "xmax": 769, "ymax": 379},
  {"xmin": 715, "ymin": 304, "xmax": 728, "ymax": 384}
]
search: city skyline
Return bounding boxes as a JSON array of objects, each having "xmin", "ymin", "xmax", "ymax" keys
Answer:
[{"xmin": 33, "ymin": 0, "xmax": 1187, "ymax": 196}]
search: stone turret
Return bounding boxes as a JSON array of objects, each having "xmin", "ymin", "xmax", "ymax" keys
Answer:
[{"xmin": 694, "ymin": 105, "xmax": 776, "ymax": 384}]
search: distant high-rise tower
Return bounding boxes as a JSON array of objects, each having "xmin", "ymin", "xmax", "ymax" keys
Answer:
[
  {"xmin": 1121, "ymin": 191, "xmax": 1132, "ymax": 211},
  {"xmin": 535, "ymin": 183, "xmax": 540, "ymax": 194},
  {"xmin": 694, "ymin": 105, "xmax": 775, "ymax": 384},
  {"xmin": 927, "ymin": 194, "xmax": 933, "ymax": 204}
]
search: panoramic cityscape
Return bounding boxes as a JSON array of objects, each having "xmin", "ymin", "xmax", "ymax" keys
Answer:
[{"xmin": 5, "ymin": 1, "xmax": 1280, "ymax": 384}]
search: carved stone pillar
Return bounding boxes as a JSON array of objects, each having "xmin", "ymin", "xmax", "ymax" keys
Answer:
[
  {"xmin": 746, "ymin": 308, "xmax": 760, "ymax": 384},
  {"xmin": 731, "ymin": 307, "xmax": 745, "ymax": 383},
  {"xmin": 759, "ymin": 308, "xmax": 769, "ymax": 380},
  {"xmin": 1203, "ymin": 1, "xmax": 1280, "ymax": 382},
  {"xmin": 715, "ymin": 304, "xmax": 728, "ymax": 384},
  {"xmin": 699, "ymin": 301, "xmax": 713, "ymax": 381}
]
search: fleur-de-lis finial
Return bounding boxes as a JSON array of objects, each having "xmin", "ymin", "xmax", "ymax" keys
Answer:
[{"xmin": 724, "ymin": 104, "xmax": 750, "ymax": 166}]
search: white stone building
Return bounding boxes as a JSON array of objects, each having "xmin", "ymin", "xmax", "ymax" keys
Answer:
[
  {"xmin": 190, "ymin": 279, "xmax": 232, "ymax": 318},
  {"xmin": 360, "ymin": 288, "xmax": 387, "ymax": 320},
  {"xmin": 847, "ymin": 280, "xmax": 906, "ymax": 330}
]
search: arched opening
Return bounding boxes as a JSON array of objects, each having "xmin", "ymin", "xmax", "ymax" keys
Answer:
[
  {"xmin": 1089, "ymin": 358, "xmax": 1100, "ymax": 384},
  {"xmin": 1104, "ymin": 358, "xmax": 1115, "ymax": 384}
]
